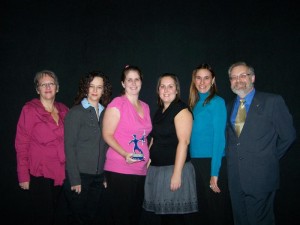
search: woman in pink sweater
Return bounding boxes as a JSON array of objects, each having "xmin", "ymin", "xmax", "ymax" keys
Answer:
[{"xmin": 103, "ymin": 65, "xmax": 152, "ymax": 225}]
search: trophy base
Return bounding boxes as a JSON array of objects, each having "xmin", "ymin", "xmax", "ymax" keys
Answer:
[{"xmin": 132, "ymin": 154, "xmax": 144, "ymax": 161}]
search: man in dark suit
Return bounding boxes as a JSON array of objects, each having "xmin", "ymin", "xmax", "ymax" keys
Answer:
[{"xmin": 226, "ymin": 61, "xmax": 296, "ymax": 225}]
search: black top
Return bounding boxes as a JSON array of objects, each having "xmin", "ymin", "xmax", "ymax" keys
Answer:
[{"xmin": 150, "ymin": 100, "xmax": 191, "ymax": 166}]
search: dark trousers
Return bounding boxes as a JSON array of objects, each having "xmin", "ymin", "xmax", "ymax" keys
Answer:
[
  {"xmin": 29, "ymin": 175, "xmax": 62, "ymax": 225},
  {"xmin": 161, "ymin": 214, "xmax": 185, "ymax": 225},
  {"xmin": 105, "ymin": 171, "xmax": 145, "ymax": 225},
  {"xmin": 191, "ymin": 158, "xmax": 233, "ymax": 225},
  {"xmin": 230, "ymin": 190, "xmax": 276, "ymax": 225},
  {"xmin": 64, "ymin": 173, "xmax": 106, "ymax": 225}
]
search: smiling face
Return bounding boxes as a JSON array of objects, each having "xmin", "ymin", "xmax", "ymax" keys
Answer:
[
  {"xmin": 36, "ymin": 75, "xmax": 58, "ymax": 101},
  {"xmin": 194, "ymin": 68, "xmax": 215, "ymax": 94},
  {"xmin": 87, "ymin": 76, "xmax": 104, "ymax": 105},
  {"xmin": 229, "ymin": 65, "xmax": 255, "ymax": 98},
  {"xmin": 158, "ymin": 76, "xmax": 178, "ymax": 108},
  {"xmin": 122, "ymin": 70, "xmax": 142, "ymax": 96}
]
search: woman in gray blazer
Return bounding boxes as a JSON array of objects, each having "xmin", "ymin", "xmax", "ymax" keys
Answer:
[{"xmin": 64, "ymin": 71, "xmax": 112, "ymax": 225}]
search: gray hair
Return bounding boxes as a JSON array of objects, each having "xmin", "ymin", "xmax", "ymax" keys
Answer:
[
  {"xmin": 34, "ymin": 70, "xmax": 59, "ymax": 88},
  {"xmin": 228, "ymin": 61, "xmax": 255, "ymax": 76}
]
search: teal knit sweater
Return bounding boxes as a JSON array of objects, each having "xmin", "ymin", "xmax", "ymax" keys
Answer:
[{"xmin": 190, "ymin": 92, "xmax": 227, "ymax": 176}]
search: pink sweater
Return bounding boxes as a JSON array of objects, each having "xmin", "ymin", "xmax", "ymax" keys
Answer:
[
  {"xmin": 104, "ymin": 96, "xmax": 152, "ymax": 175},
  {"xmin": 15, "ymin": 99, "xmax": 68, "ymax": 185}
]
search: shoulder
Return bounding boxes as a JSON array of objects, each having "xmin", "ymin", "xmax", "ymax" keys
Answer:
[
  {"xmin": 177, "ymin": 100, "xmax": 189, "ymax": 109},
  {"xmin": 255, "ymin": 91, "xmax": 278, "ymax": 98},
  {"xmin": 210, "ymin": 95, "xmax": 225, "ymax": 105},
  {"xmin": 254, "ymin": 91, "xmax": 284, "ymax": 103},
  {"xmin": 66, "ymin": 104, "xmax": 84, "ymax": 118},
  {"xmin": 207, "ymin": 96, "xmax": 226, "ymax": 117},
  {"xmin": 70, "ymin": 104, "xmax": 86, "ymax": 113},
  {"xmin": 174, "ymin": 100, "xmax": 190, "ymax": 115},
  {"xmin": 55, "ymin": 102, "xmax": 69, "ymax": 112},
  {"xmin": 23, "ymin": 98, "xmax": 40, "ymax": 109},
  {"xmin": 107, "ymin": 96, "xmax": 125, "ymax": 109},
  {"xmin": 174, "ymin": 103, "xmax": 193, "ymax": 123},
  {"xmin": 139, "ymin": 99, "xmax": 150, "ymax": 110},
  {"xmin": 21, "ymin": 99, "xmax": 43, "ymax": 115}
]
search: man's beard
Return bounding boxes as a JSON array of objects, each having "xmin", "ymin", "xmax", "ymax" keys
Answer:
[{"xmin": 231, "ymin": 82, "xmax": 253, "ymax": 96}]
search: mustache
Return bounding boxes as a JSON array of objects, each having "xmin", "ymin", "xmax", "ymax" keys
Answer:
[
  {"xmin": 231, "ymin": 82, "xmax": 253, "ymax": 95},
  {"xmin": 233, "ymin": 82, "xmax": 247, "ymax": 89}
]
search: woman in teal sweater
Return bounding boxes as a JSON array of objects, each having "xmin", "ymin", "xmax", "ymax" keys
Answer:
[{"xmin": 188, "ymin": 63, "xmax": 232, "ymax": 225}]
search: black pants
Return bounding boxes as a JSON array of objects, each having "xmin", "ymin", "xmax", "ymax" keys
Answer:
[
  {"xmin": 191, "ymin": 158, "xmax": 233, "ymax": 225},
  {"xmin": 230, "ymin": 190, "xmax": 276, "ymax": 225},
  {"xmin": 29, "ymin": 175, "xmax": 62, "ymax": 225},
  {"xmin": 105, "ymin": 171, "xmax": 145, "ymax": 225},
  {"xmin": 64, "ymin": 173, "xmax": 106, "ymax": 225}
]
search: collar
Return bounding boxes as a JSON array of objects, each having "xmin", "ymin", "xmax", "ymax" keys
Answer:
[
  {"xmin": 81, "ymin": 98, "xmax": 104, "ymax": 114},
  {"xmin": 237, "ymin": 88, "xmax": 255, "ymax": 104},
  {"xmin": 198, "ymin": 91, "xmax": 209, "ymax": 102}
]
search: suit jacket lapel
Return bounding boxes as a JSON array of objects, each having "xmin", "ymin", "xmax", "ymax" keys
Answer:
[{"xmin": 227, "ymin": 99, "xmax": 236, "ymax": 134}]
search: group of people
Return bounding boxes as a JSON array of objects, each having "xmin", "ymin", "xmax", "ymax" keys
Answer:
[{"xmin": 15, "ymin": 62, "xmax": 296, "ymax": 225}]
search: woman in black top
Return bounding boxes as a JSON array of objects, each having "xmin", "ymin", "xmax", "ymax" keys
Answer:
[{"xmin": 143, "ymin": 73, "xmax": 198, "ymax": 225}]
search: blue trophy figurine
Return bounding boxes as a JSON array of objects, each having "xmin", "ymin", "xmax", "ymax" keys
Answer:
[{"xmin": 129, "ymin": 131, "xmax": 146, "ymax": 160}]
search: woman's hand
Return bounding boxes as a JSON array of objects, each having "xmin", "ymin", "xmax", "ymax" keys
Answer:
[
  {"xmin": 125, "ymin": 152, "xmax": 140, "ymax": 164},
  {"xmin": 170, "ymin": 173, "xmax": 181, "ymax": 191},
  {"xmin": 71, "ymin": 185, "xmax": 82, "ymax": 194},
  {"xmin": 209, "ymin": 176, "xmax": 221, "ymax": 193},
  {"xmin": 19, "ymin": 182, "xmax": 29, "ymax": 190}
]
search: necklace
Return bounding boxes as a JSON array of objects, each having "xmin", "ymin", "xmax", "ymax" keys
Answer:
[{"xmin": 45, "ymin": 105, "xmax": 55, "ymax": 113}]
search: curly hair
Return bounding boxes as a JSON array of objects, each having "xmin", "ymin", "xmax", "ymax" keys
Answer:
[{"xmin": 73, "ymin": 71, "xmax": 112, "ymax": 107}]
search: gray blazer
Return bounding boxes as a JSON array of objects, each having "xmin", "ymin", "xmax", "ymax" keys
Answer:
[
  {"xmin": 64, "ymin": 104, "xmax": 108, "ymax": 186},
  {"xmin": 226, "ymin": 91, "xmax": 296, "ymax": 193}
]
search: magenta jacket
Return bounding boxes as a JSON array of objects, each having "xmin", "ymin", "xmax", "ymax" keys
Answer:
[{"xmin": 15, "ymin": 98, "xmax": 69, "ymax": 185}]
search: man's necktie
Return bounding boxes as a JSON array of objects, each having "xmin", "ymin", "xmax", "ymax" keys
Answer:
[{"xmin": 235, "ymin": 99, "xmax": 246, "ymax": 137}]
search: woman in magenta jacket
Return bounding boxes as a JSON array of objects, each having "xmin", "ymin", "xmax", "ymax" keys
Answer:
[{"xmin": 15, "ymin": 70, "xmax": 68, "ymax": 225}]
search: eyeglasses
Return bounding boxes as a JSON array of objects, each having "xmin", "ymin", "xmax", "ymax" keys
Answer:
[
  {"xmin": 229, "ymin": 73, "xmax": 251, "ymax": 81},
  {"xmin": 39, "ymin": 82, "xmax": 56, "ymax": 88}
]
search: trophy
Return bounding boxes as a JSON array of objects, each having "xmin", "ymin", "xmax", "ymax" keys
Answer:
[{"xmin": 129, "ymin": 131, "xmax": 146, "ymax": 161}]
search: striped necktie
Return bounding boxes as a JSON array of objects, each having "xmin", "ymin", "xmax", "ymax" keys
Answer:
[{"xmin": 235, "ymin": 99, "xmax": 246, "ymax": 137}]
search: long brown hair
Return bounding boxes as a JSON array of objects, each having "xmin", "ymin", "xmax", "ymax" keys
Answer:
[{"xmin": 188, "ymin": 63, "xmax": 218, "ymax": 109}]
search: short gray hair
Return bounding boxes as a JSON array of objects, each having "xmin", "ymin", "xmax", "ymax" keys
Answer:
[
  {"xmin": 228, "ymin": 61, "xmax": 255, "ymax": 76},
  {"xmin": 34, "ymin": 70, "xmax": 59, "ymax": 88}
]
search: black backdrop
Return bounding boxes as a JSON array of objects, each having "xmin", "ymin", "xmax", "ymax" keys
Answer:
[{"xmin": 1, "ymin": 0, "xmax": 299, "ymax": 224}]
